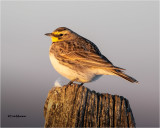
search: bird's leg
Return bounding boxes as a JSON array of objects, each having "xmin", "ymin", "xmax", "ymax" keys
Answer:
[
  {"xmin": 79, "ymin": 83, "xmax": 84, "ymax": 86},
  {"xmin": 67, "ymin": 78, "xmax": 79, "ymax": 85},
  {"xmin": 67, "ymin": 81, "xmax": 73, "ymax": 85}
]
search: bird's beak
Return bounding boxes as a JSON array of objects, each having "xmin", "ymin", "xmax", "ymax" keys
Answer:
[{"xmin": 45, "ymin": 33, "xmax": 52, "ymax": 36}]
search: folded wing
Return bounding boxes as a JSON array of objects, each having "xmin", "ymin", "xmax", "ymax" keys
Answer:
[{"xmin": 57, "ymin": 51, "xmax": 125, "ymax": 70}]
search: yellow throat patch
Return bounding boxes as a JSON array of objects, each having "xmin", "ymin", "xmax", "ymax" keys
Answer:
[
  {"xmin": 51, "ymin": 36, "xmax": 59, "ymax": 42},
  {"xmin": 51, "ymin": 31, "xmax": 62, "ymax": 42}
]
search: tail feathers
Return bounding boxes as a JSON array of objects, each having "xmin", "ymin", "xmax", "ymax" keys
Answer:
[
  {"xmin": 102, "ymin": 66, "xmax": 125, "ymax": 71},
  {"xmin": 112, "ymin": 71, "xmax": 138, "ymax": 83},
  {"xmin": 114, "ymin": 66, "xmax": 126, "ymax": 70}
]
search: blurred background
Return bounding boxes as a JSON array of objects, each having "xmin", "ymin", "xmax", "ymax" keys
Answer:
[{"xmin": 1, "ymin": 1, "xmax": 159, "ymax": 127}]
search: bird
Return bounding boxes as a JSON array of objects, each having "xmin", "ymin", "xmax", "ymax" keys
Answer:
[{"xmin": 45, "ymin": 27, "xmax": 138, "ymax": 86}]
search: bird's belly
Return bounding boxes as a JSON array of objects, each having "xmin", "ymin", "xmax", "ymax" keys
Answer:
[
  {"xmin": 49, "ymin": 54, "xmax": 77, "ymax": 80},
  {"xmin": 49, "ymin": 54, "xmax": 102, "ymax": 83}
]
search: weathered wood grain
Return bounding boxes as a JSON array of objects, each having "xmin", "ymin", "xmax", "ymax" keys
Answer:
[{"xmin": 44, "ymin": 84, "xmax": 136, "ymax": 127}]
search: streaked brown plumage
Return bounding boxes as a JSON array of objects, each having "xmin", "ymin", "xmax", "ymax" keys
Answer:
[{"xmin": 45, "ymin": 27, "xmax": 138, "ymax": 85}]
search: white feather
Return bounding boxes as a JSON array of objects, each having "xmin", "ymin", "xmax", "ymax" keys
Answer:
[{"xmin": 54, "ymin": 78, "xmax": 62, "ymax": 87}]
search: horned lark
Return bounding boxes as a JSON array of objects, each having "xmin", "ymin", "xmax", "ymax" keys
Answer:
[{"xmin": 45, "ymin": 27, "xmax": 138, "ymax": 85}]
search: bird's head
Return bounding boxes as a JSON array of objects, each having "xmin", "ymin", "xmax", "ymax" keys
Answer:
[{"xmin": 45, "ymin": 27, "xmax": 77, "ymax": 42}]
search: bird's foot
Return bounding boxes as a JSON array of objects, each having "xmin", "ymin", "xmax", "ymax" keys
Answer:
[
  {"xmin": 67, "ymin": 79, "xmax": 84, "ymax": 86},
  {"xmin": 79, "ymin": 83, "xmax": 84, "ymax": 86},
  {"xmin": 67, "ymin": 81, "xmax": 73, "ymax": 85}
]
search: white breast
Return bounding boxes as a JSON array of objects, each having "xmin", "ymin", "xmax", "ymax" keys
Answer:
[
  {"xmin": 49, "ymin": 53, "xmax": 103, "ymax": 83},
  {"xmin": 49, "ymin": 53, "xmax": 76, "ymax": 80}
]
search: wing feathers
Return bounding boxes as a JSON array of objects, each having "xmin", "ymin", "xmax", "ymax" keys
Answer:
[{"xmin": 58, "ymin": 51, "xmax": 124, "ymax": 70}]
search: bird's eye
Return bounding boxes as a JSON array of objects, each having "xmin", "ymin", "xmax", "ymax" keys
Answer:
[{"xmin": 59, "ymin": 34, "xmax": 63, "ymax": 36}]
